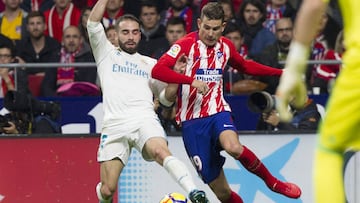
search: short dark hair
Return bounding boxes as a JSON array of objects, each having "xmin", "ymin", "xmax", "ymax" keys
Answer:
[
  {"xmin": 166, "ymin": 17, "xmax": 186, "ymax": 30},
  {"xmin": 26, "ymin": 11, "xmax": 45, "ymax": 23},
  {"xmin": 115, "ymin": 14, "xmax": 142, "ymax": 30},
  {"xmin": 105, "ymin": 25, "xmax": 116, "ymax": 34},
  {"xmin": 140, "ymin": 0, "xmax": 159, "ymax": 14},
  {"xmin": 223, "ymin": 22, "xmax": 243, "ymax": 37},
  {"xmin": 0, "ymin": 43, "xmax": 15, "ymax": 58},
  {"xmin": 200, "ymin": 2, "xmax": 225, "ymax": 22}
]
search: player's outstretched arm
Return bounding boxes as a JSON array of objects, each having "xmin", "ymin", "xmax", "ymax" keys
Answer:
[
  {"xmin": 275, "ymin": 0, "xmax": 328, "ymax": 122},
  {"xmin": 88, "ymin": 0, "xmax": 108, "ymax": 23}
]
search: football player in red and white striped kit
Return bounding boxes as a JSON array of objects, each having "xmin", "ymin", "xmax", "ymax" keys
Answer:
[{"xmin": 152, "ymin": 2, "xmax": 301, "ymax": 203}]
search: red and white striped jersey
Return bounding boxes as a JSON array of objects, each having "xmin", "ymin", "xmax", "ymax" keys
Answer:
[{"xmin": 152, "ymin": 32, "xmax": 282, "ymax": 122}]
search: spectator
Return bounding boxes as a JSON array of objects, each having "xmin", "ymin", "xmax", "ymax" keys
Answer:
[
  {"xmin": 79, "ymin": 7, "xmax": 92, "ymax": 45},
  {"xmin": 264, "ymin": 0, "xmax": 296, "ymax": 34},
  {"xmin": 16, "ymin": 11, "xmax": 61, "ymax": 76},
  {"xmin": 254, "ymin": 17, "xmax": 293, "ymax": 94},
  {"xmin": 102, "ymin": 0, "xmax": 125, "ymax": 28},
  {"xmin": 312, "ymin": 12, "xmax": 329, "ymax": 59},
  {"xmin": 219, "ymin": 0, "xmax": 240, "ymax": 24},
  {"xmin": 223, "ymin": 22, "xmax": 248, "ymax": 58},
  {"xmin": 105, "ymin": 25, "xmax": 119, "ymax": 47},
  {"xmin": 40, "ymin": 25, "xmax": 97, "ymax": 97},
  {"xmin": 0, "ymin": 41, "xmax": 30, "ymax": 94},
  {"xmin": 123, "ymin": 0, "xmax": 165, "ymax": 19},
  {"xmin": 152, "ymin": 16, "xmax": 186, "ymax": 59},
  {"xmin": 255, "ymin": 92, "xmax": 322, "ymax": 131},
  {"xmin": 44, "ymin": 0, "xmax": 81, "ymax": 43},
  {"xmin": 138, "ymin": 0, "xmax": 165, "ymax": 56},
  {"xmin": 222, "ymin": 22, "xmax": 257, "ymax": 95},
  {"xmin": 0, "ymin": 43, "xmax": 16, "ymax": 97},
  {"xmin": 161, "ymin": 0, "xmax": 194, "ymax": 33},
  {"xmin": 306, "ymin": 12, "xmax": 329, "ymax": 92},
  {"xmin": 0, "ymin": 0, "xmax": 28, "ymax": 42},
  {"xmin": 20, "ymin": 0, "xmax": 53, "ymax": 12},
  {"xmin": 312, "ymin": 30, "xmax": 344, "ymax": 94},
  {"xmin": 0, "ymin": 33, "xmax": 61, "ymax": 134},
  {"xmin": 238, "ymin": 0, "xmax": 276, "ymax": 57},
  {"xmin": 153, "ymin": 17, "xmax": 187, "ymax": 133}
]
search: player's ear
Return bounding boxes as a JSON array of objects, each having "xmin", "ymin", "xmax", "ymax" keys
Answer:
[{"xmin": 221, "ymin": 22, "xmax": 226, "ymax": 32}]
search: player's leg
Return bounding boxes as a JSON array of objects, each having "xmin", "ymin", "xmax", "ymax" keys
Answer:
[
  {"xmin": 219, "ymin": 130, "xmax": 301, "ymax": 199},
  {"xmin": 314, "ymin": 66, "xmax": 360, "ymax": 203},
  {"xmin": 96, "ymin": 159, "xmax": 124, "ymax": 203},
  {"xmin": 96, "ymin": 128, "xmax": 131, "ymax": 203},
  {"xmin": 211, "ymin": 111, "xmax": 301, "ymax": 199},
  {"xmin": 208, "ymin": 170, "xmax": 243, "ymax": 203},
  {"xmin": 314, "ymin": 147, "xmax": 344, "ymax": 203},
  {"xmin": 143, "ymin": 137, "xmax": 208, "ymax": 203},
  {"xmin": 139, "ymin": 117, "xmax": 208, "ymax": 203}
]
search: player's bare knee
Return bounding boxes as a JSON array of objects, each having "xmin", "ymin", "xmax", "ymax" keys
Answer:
[
  {"xmin": 224, "ymin": 142, "xmax": 243, "ymax": 158},
  {"xmin": 152, "ymin": 145, "xmax": 171, "ymax": 163}
]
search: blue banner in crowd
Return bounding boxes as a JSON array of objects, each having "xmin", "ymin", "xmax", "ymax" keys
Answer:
[{"xmin": 0, "ymin": 95, "xmax": 329, "ymax": 133}]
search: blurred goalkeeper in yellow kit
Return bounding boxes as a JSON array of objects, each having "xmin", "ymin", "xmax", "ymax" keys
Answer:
[{"xmin": 275, "ymin": 0, "xmax": 360, "ymax": 202}]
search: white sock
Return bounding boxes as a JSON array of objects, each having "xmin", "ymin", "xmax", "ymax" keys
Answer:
[
  {"xmin": 96, "ymin": 182, "xmax": 112, "ymax": 203},
  {"xmin": 163, "ymin": 156, "xmax": 197, "ymax": 194}
]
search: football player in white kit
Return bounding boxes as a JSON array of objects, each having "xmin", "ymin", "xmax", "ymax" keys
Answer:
[{"xmin": 87, "ymin": 0, "xmax": 209, "ymax": 202}]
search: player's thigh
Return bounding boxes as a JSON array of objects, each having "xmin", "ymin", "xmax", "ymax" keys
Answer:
[
  {"xmin": 98, "ymin": 128, "xmax": 132, "ymax": 165},
  {"xmin": 137, "ymin": 116, "xmax": 168, "ymax": 161},
  {"xmin": 319, "ymin": 68, "xmax": 360, "ymax": 151},
  {"xmin": 100, "ymin": 159, "xmax": 124, "ymax": 190}
]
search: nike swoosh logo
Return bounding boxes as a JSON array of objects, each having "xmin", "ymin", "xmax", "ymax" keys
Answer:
[{"xmin": 223, "ymin": 124, "xmax": 233, "ymax": 127}]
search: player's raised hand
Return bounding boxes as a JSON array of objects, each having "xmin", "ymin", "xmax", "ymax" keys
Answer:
[
  {"xmin": 275, "ymin": 41, "xmax": 309, "ymax": 122},
  {"xmin": 191, "ymin": 80, "xmax": 209, "ymax": 95}
]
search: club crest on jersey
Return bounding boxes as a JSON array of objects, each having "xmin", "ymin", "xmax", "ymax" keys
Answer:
[
  {"xmin": 216, "ymin": 51, "xmax": 224, "ymax": 63},
  {"xmin": 167, "ymin": 44, "xmax": 181, "ymax": 58}
]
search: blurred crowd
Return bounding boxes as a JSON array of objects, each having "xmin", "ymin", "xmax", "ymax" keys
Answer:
[{"xmin": 0, "ymin": 0, "xmax": 343, "ymax": 134}]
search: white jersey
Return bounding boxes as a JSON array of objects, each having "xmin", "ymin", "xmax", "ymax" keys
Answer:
[{"xmin": 87, "ymin": 21, "xmax": 162, "ymax": 128}]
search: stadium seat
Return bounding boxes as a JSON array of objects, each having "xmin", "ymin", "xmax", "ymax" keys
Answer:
[{"xmin": 28, "ymin": 74, "xmax": 45, "ymax": 97}]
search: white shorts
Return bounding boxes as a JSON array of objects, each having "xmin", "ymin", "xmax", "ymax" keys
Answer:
[{"xmin": 97, "ymin": 116, "xmax": 166, "ymax": 165}]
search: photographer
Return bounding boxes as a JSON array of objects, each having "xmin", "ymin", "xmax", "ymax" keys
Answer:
[
  {"xmin": 2, "ymin": 90, "xmax": 61, "ymax": 134},
  {"xmin": 248, "ymin": 91, "xmax": 322, "ymax": 131},
  {"xmin": 0, "ymin": 42, "xmax": 61, "ymax": 135}
]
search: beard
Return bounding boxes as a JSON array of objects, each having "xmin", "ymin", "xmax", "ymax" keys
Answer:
[{"xmin": 119, "ymin": 41, "xmax": 138, "ymax": 54}]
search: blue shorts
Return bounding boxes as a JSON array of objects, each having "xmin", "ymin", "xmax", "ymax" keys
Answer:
[{"xmin": 181, "ymin": 111, "xmax": 237, "ymax": 183}]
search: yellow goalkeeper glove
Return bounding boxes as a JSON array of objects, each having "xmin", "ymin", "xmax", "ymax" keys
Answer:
[{"xmin": 276, "ymin": 41, "xmax": 309, "ymax": 122}]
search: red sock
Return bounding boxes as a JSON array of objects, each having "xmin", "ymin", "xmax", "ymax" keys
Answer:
[
  {"xmin": 224, "ymin": 191, "xmax": 243, "ymax": 203},
  {"xmin": 237, "ymin": 146, "xmax": 277, "ymax": 187},
  {"xmin": 237, "ymin": 146, "xmax": 302, "ymax": 199}
]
